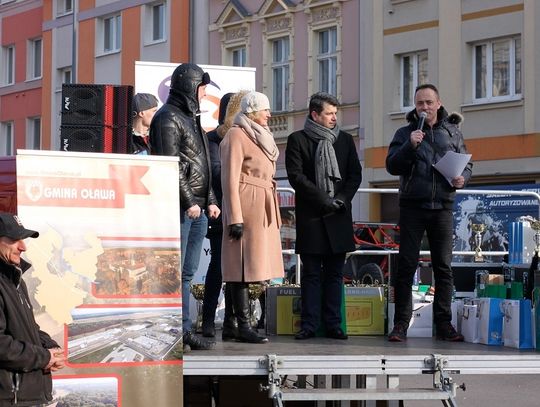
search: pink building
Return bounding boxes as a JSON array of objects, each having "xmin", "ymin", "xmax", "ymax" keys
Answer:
[
  {"xmin": 208, "ymin": 0, "xmax": 362, "ymax": 180},
  {"xmin": 0, "ymin": 1, "xmax": 43, "ymax": 153}
]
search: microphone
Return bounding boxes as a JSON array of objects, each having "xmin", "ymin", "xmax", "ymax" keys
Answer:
[{"xmin": 417, "ymin": 111, "xmax": 427, "ymax": 130}]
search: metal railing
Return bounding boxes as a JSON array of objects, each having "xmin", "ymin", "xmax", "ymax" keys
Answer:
[{"xmin": 278, "ymin": 187, "xmax": 540, "ymax": 285}]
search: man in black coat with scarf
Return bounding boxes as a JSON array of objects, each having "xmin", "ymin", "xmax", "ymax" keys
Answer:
[{"xmin": 285, "ymin": 92, "xmax": 362, "ymax": 340}]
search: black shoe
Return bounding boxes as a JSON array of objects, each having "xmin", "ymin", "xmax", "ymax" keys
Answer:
[
  {"xmin": 326, "ymin": 327, "xmax": 348, "ymax": 340},
  {"xmin": 202, "ymin": 322, "xmax": 215, "ymax": 338},
  {"xmin": 238, "ymin": 327, "xmax": 268, "ymax": 344},
  {"xmin": 436, "ymin": 323, "xmax": 464, "ymax": 342},
  {"xmin": 256, "ymin": 318, "xmax": 265, "ymax": 331},
  {"xmin": 222, "ymin": 325, "xmax": 238, "ymax": 341},
  {"xmin": 294, "ymin": 329, "xmax": 315, "ymax": 340},
  {"xmin": 183, "ymin": 331, "xmax": 215, "ymax": 350},
  {"xmin": 388, "ymin": 321, "xmax": 408, "ymax": 342}
]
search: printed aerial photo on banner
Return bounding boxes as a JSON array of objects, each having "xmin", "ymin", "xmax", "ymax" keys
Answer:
[
  {"xmin": 15, "ymin": 150, "xmax": 183, "ymax": 407},
  {"xmin": 50, "ymin": 376, "xmax": 120, "ymax": 406}
]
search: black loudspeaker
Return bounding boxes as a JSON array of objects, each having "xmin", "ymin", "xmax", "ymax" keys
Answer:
[
  {"xmin": 60, "ymin": 84, "xmax": 133, "ymax": 153},
  {"xmin": 60, "ymin": 126, "xmax": 106, "ymax": 152}
]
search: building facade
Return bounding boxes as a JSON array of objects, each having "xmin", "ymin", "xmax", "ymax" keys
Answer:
[
  {"xmin": 1, "ymin": 0, "xmax": 539, "ymax": 222},
  {"xmin": 359, "ymin": 0, "xmax": 540, "ymax": 221},
  {"xmin": 208, "ymin": 0, "xmax": 539, "ymax": 221},
  {"xmin": 208, "ymin": 0, "xmax": 362, "ymax": 180},
  {"xmin": 1, "ymin": 0, "xmax": 191, "ymax": 152},
  {"xmin": 0, "ymin": 0, "xmax": 43, "ymax": 155}
]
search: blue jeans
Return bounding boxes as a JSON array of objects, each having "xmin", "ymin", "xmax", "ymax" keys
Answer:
[
  {"xmin": 393, "ymin": 207, "xmax": 454, "ymax": 327},
  {"xmin": 181, "ymin": 212, "xmax": 208, "ymax": 332}
]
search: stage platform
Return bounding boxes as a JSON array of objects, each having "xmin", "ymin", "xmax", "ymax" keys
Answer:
[{"xmin": 183, "ymin": 334, "xmax": 540, "ymax": 377}]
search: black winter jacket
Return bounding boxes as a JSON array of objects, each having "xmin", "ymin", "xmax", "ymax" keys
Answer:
[
  {"xmin": 0, "ymin": 259, "xmax": 59, "ymax": 406},
  {"xmin": 205, "ymin": 128, "xmax": 223, "ymax": 237},
  {"xmin": 150, "ymin": 91, "xmax": 217, "ymax": 211},
  {"xmin": 130, "ymin": 131, "xmax": 150, "ymax": 155},
  {"xmin": 386, "ymin": 106, "xmax": 473, "ymax": 210},
  {"xmin": 286, "ymin": 128, "xmax": 362, "ymax": 254}
]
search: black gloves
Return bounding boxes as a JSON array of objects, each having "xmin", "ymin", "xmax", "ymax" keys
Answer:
[
  {"xmin": 228, "ymin": 223, "xmax": 244, "ymax": 240},
  {"xmin": 323, "ymin": 198, "xmax": 345, "ymax": 214}
]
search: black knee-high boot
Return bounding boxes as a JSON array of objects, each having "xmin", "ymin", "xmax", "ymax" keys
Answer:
[
  {"xmin": 257, "ymin": 288, "xmax": 266, "ymax": 330},
  {"xmin": 230, "ymin": 282, "xmax": 268, "ymax": 344},
  {"xmin": 222, "ymin": 283, "xmax": 238, "ymax": 341}
]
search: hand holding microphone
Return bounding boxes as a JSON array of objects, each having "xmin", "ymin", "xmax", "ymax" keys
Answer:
[{"xmin": 411, "ymin": 111, "xmax": 427, "ymax": 148}]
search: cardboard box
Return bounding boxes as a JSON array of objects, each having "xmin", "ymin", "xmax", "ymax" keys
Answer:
[
  {"xmin": 388, "ymin": 302, "xmax": 433, "ymax": 337},
  {"xmin": 344, "ymin": 286, "xmax": 385, "ymax": 335},
  {"xmin": 265, "ymin": 286, "xmax": 302, "ymax": 335},
  {"xmin": 266, "ymin": 285, "xmax": 385, "ymax": 335}
]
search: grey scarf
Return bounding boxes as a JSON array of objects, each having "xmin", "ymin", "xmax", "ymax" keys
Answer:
[
  {"xmin": 303, "ymin": 116, "xmax": 342, "ymax": 197},
  {"xmin": 233, "ymin": 113, "xmax": 279, "ymax": 162}
]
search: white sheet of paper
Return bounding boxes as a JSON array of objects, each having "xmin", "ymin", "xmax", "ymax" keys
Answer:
[{"xmin": 432, "ymin": 151, "xmax": 472, "ymax": 186}]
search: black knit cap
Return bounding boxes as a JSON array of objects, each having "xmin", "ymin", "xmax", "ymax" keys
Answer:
[{"xmin": 0, "ymin": 213, "xmax": 39, "ymax": 240}]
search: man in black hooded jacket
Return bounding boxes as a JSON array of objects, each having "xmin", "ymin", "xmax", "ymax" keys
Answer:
[
  {"xmin": 150, "ymin": 63, "xmax": 220, "ymax": 351},
  {"xmin": 0, "ymin": 212, "xmax": 65, "ymax": 406},
  {"xmin": 386, "ymin": 84, "xmax": 473, "ymax": 342}
]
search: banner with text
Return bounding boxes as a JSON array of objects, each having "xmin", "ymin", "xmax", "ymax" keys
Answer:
[{"xmin": 16, "ymin": 150, "xmax": 182, "ymax": 407}]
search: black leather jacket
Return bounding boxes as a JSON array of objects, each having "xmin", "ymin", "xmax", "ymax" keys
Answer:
[
  {"xmin": 386, "ymin": 106, "xmax": 473, "ymax": 210},
  {"xmin": 150, "ymin": 90, "xmax": 217, "ymax": 211},
  {"xmin": 0, "ymin": 259, "xmax": 58, "ymax": 406}
]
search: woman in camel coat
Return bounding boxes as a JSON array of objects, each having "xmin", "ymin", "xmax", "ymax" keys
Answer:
[{"xmin": 220, "ymin": 91, "xmax": 284, "ymax": 343}]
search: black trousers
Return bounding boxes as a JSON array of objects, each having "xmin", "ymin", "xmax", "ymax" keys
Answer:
[
  {"xmin": 202, "ymin": 231, "xmax": 223, "ymax": 325},
  {"xmin": 299, "ymin": 253, "xmax": 346, "ymax": 333},
  {"xmin": 393, "ymin": 206, "xmax": 454, "ymax": 327}
]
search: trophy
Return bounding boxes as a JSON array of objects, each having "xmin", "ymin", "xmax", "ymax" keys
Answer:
[
  {"xmin": 531, "ymin": 218, "xmax": 540, "ymax": 255},
  {"xmin": 190, "ymin": 283, "xmax": 205, "ymax": 333},
  {"xmin": 248, "ymin": 283, "xmax": 265, "ymax": 328},
  {"xmin": 471, "ymin": 223, "xmax": 486, "ymax": 262}
]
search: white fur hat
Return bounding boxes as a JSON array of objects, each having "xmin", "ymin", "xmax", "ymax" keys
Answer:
[{"xmin": 241, "ymin": 91, "xmax": 270, "ymax": 113}]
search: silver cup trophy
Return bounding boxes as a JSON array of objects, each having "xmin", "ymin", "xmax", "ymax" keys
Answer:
[
  {"xmin": 190, "ymin": 283, "xmax": 205, "ymax": 333},
  {"xmin": 531, "ymin": 218, "xmax": 540, "ymax": 255},
  {"xmin": 471, "ymin": 223, "xmax": 486, "ymax": 262}
]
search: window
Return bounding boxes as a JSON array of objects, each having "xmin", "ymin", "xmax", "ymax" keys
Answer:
[
  {"xmin": 28, "ymin": 38, "xmax": 42, "ymax": 80},
  {"xmin": 1, "ymin": 122, "xmax": 14, "ymax": 155},
  {"xmin": 232, "ymin": 47, "xmax": 246, "ymax": 67},
  {"xmin": 2, "ymin": 45, "xmax": 15, "ymax": 85},
  {"xmin": 102, "ymin": 14, "xmax": 122, "ymax": 53},
  {"xmin": 151, "ymin": 3, "xmax": 165, "ymax": 42},
  {"xmin": 473, "ymin": 37, "xmax": 521, "ymax": 102},
  {"xmin": 400, "ymin": 51, "xmax": 428, "ymax": 109},
  {"xmin": 27, "ymin": 118, "xmax": 41, "ymax": 150},
  {"xmin": 271, "ymin": 37, "xmax": 290, "ymax": 112},
  {"xmin": 317, "ymin": 27, "xmax": 337, "ymax": 95},
  {"xmin": 61, "ymin": 67, "xmax": 72, "ymax": 84},
  {"xmin": 57, "ymin": 0, "xmax": 73, "ymax": 16}
]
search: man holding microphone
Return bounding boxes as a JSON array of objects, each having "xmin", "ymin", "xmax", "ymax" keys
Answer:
[{"xmin": 385, "ymin": 84, "xmax": 472, "ymax": 342}]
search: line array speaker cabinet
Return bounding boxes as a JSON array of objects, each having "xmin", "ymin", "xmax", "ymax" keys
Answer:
[{"xmin": 60, "ymin": 84, "xmax": 133, "ymax": 153}]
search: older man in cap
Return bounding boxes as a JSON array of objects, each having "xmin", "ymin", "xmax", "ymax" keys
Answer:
[
  {"xmin": 0, "ymin": 212, "xmax": 65, "ymax": 405},
  {"xmin": 131, "ymin": 92, "xmax": 159, "ymax": 154}
]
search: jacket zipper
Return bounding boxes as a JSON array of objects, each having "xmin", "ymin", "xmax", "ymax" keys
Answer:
[
  {"xmin": 404, "ymin": 163, "xmax": 416, "ymax": 193},
  {"xmin": 16, "ymin": 285, "xmax": 32, "ymax": 309},
  {"xmin": 12, "ymin": 372, "xmax": 20, "ymax": 404},
  {"xmin": 430, "ymin": 128, "xmax": 436, "ymax": 209}
]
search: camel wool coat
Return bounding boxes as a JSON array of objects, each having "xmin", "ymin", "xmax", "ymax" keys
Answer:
[{"xmin": 220, "ymin": 125, "xmax": 284, "ymax": 282}]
